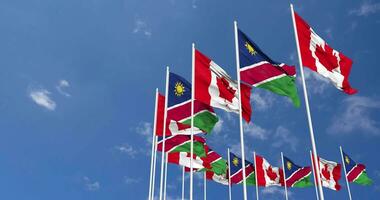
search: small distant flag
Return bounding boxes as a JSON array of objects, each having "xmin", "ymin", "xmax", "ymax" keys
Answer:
[
  {"xmin": 283, "ymin": 156, "xmax": 313, "ymax": 188},
  {"xmin": 238, "ymin": 29, "xmax": 300, "ymax": 107},
  {"xmin": 293, "ymin": 12, "xmax": 357, "ymax": 95},
  {"xmin": 195, "ymin": 49, "xmax": 252, "ymax": 122},
  {"xmin": 167, "ymin": 152, "xmax": 205, "ymax": 169},
  {"xmin": 255, "ymin": 154, "xmax": 284, "ymax": 187},
  {"xmin": 167, "ymin": 72, "xmax": 219, "ymax": 134},
  {"xmin": 229, "ymin": 152, "xmax": 256, "ymax": 185},
  {"xmin": 342, "ymin": 151, "xmax": 373, "ymax": 186}
]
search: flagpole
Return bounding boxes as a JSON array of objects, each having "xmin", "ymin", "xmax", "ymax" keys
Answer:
[
  {"xmin": 227, "ymin": 148, "xmax": 232, "ymax": 200},
  {"xmin": 182, "ymin": 166, "xmax": 185, "ymax": 200},
  {"xmin": 149, "ymin": 88, "xmax": 159, "ymax": 200},
  {"xmin": 152, "ymin": 136, "xmax": 158, "ymax": 200},
  {"xmin": 340, "ymin": 146, "xmax": 353, "ymax": 200},
  {"xmin": 233, "ymin": 20, "xmax": 248, "ymax": 200},
  {"xmin": 310, "ymin": 151, "xmax": 320, "ymax": 200},
  {"xmin": 280, "ymin": 152, "xmax": 289, "ymax": 200},
  {"xmin": 190, "ymin": 43, "xmax": 195, "ymax": 200},
  {"xmin": 159, "ymin": 67, "xmax": 170, "ymax": 200},
  {"xmin": 164, "ymin": 153, "xmax": 168, "ymax": 200},
  {"xmin": 253, "ymin": 151, "xmax": 259, "ymax": 200},
  {"xmin": 204, "ymin": 172, "xmax": 207, "ymax": 200},
  {"xmin": 290, "ymin": 4, "xmax": 324, "ymax": 200}
]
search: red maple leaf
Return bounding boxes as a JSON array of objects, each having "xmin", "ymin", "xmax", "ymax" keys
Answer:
[
  {"xmin": 216, "ymin": 77, "xmax": 236, "ymax": 103},
  {"xmin": 321, "ymin": 163, "xmax": 331, "ymax": 180},
  {"xmin": 266, "ymin": 166, "xmax": 278, "ymax": 181}
]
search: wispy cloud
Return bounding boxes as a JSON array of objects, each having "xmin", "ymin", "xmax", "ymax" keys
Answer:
[
  {"xmin": 328, "ymin": 96, "xmax": 380, "ymax": 135},
  {"xmin": 114, "ymin": 143, "xmax": 138, "ymax": 158},
  {"xmin": 136, "ymin": 122, "xmax": 153, "ymax": 145},
  {"xmin": 56, "ymin": 79, "xmax": 71, "ymax": 97},
  {"xmin": 124, "ymin": 177, "xmax": 141, "ymax": 184},
  {"xmin": 244, "ymin": 123, "xmax": 269, "ymax": 140},
  {"xmin": 301, "ymin": 69, "xmax": 330, "ymax": 95},
  {"xmin": 213, "ymin": 119, "xmax": 224, "ymax": 134},
  {"xmin": 350, "ymin": 1, "xmax": 380, "ymax": 16},
  {"xmin": 261, "ymin": 187, "xmax": 291, "ymax": 197},
  {"xmin": 251, "ymin": 91, "xmax": 276, "ymax": 111},
  {"xmin": 272, "ymin": 126, "xmax": 299, "ymax": 152},
  {"xmin": 133, "ymin": 19, "xmax": 152, "ymax": 37},
  {"xmin": 83, "ymin": 176, "xmax": 100, "ymax": 191},
  {"xmin": 191, "ymin": 0, "xmax": 198, "ymax": 9},
  {"xmin": 29, "ymin": 88, "xmax": 56, "ymax": 111}
]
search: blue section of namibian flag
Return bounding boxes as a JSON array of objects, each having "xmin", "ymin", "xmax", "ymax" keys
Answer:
[
  {"xmin": 229, "ymin": 152, "xmax": 243, "ymax": 175},
  {"xmin": 237, "ymin": 29, "xmax": 279, "ymax": 69},
  {"xmin": 342, "ymin": 151, "xmax": 357, "ymax": 174},
  {"xmin": 168, "ymin": 72, "xmax": 192, "ymax": 108},
  {"xmin": 283, "ymin": 156, "xmax": 301, "ymax": 179}
]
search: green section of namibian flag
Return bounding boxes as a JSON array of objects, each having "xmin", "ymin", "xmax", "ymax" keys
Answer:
[
  {"xmin": 257, "ymin": 75, "xmax": 300, "ymax": 107},
  {"xmin": 182, "ymin": 110, "xmax": 219, "ymax": 134},
  {"xmin": 292, "ymin": 174, "xmax": 313, "ymax": 188},
  {"xmin": 353, "ymin": 171, "xmax": 373, "ymax": 186}
]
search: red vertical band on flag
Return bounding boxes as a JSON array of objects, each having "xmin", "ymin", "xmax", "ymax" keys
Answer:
[{"xmin": 155, "ymin": 93, "xmax": 165, "ymax": 136}]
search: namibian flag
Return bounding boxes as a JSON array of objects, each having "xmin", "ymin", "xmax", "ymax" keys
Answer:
[
  {"xmin": 283, "ymin": 156, "xmax": 313, "ymax": 188},
  {"xmin": 157, "ymin": 135, "xmax": 207, "ymax": 158},
  {"xmin": 229, "ymin": 152, "xmax": 255, "ymax": 185},
  {"xmin": 342, "ymin": 151, "xmax": 373, "ymax": 186},
  {"xmin": 237, "ymin": 29, "xmax": 300, "ymax": 107},
  {"xmin": 167, "ymin": 72, "xmax": 219, "ymax": 134}
]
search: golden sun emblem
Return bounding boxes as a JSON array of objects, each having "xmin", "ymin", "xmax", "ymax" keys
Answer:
[
  {"xmin": 287, "ymin": 161, "xmax": 292, "ymax": 170},
  {"xmin": 245, "ymin": 42, "xmax": 257, "ymax": 56},
  {"xmin": 345, "ymin": 156, "xmax": 350, "ymax": 164},
  {"xmin": 232, "ymin": 157, "xmax": 239, "ymax": 167},
  {"xmin": 174, "ymin": 82, "xmax": 185, "ymax": 96}
]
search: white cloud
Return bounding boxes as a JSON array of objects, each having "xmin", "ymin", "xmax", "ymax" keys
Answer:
[
  {"xmin": 56, "ymin": 79, "xmax": 71, "ymax": 97},
  {"xmin": 261, "ymin": 187, "xmax": 292, "ymax": 197},
  {"xmin": 136, "ymin": 122, "xmax": 153, "ymax": 145},
  {"xmin": 301, "ymin": 69, "xmax": 330, "ymax": 95},
  {"xmin": 191, "ymin": 0, "xmax": 198, "ymax": 9},
  {"xmin": 133, "ymin": 19, "xmax": 152, "ymax": 37},
  {"xmin": 115, "ymin": 143, "xmax": 138, "ymax": 158},
  {"xmin": 124, "ymin": 177, "xmax": 141, "ymax": 184},
  {"xmin": 350, "ymin": 1, "xmax": 380, "ymax": 16},
  {"xmin": 328, "ymin": 96, "xmax": 380, "ymax": 135},
  {"xmin": 83, "ymin": 176, "xmax": 100, "ymax": 191},
  {"xmin": 213, "ymin": 119, "xmax": 223, "ymax": 134},
  {"xmin": 251, "ymin": 91, "xmax": 275, "ymax": 111},
  {"xmin": 272, "ymin": 126, "xmax": 299, "ymax": 152},
  {"xmin": 29, "ymin": 88, "xmax": 56, "ymax": 111},
  {"xmin": 244, "ymin": 123, "xmax": 269, "ymax": 140}
]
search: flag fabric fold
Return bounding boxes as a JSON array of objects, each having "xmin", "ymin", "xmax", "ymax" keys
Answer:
[
  {"xmin": 294, "ymin": 12, "xmax": 357, "ymax": 95},
  {"xmin": 342, "ymin": 151, "xmax": 373, "ymax": 186},
  {"xmin": 238, "ymin": 29, "xmax": 301, "ymax": 107},
  {"xmin": 283, "ymin": 156, "xmax": 313, "ymax": 188},
  {"xmin": 195, "ymin": 49, "xmax": 252, "ymax": 122},
  {"xmin": 157, "ymin": 135, "xmax": 207, "ymax": 158}
]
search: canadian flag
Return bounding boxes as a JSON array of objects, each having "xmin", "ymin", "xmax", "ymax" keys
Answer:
[
  {"xmin": 312, "ymin": 156, "xmax": 342, "ymax": 191},
  {"xmin": 294, "ymin": 11, "xmax": 357, "ymax": 95},
  {"xmin": 195, "ymin": 49, "xmax": 252, "ymax": 122},
  {"xmin": 167, "ymin": 152, "xmax": 205, "ymax": 169},
  {"xmin": 319, "ymin": 157, "xmax": 342, "ymax": 190},
  {"xmin": 255, "ymin": 154, "xmax": 284, "ymax": 187}
]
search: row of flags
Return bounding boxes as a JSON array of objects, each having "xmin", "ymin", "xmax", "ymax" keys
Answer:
[
  {"xmin": 157, "ymin": 133, "xmax": 373, "ymax": 189},
  {"xmin": 148, "ymin": 5, "xmax": 367, "ymax": 200}
]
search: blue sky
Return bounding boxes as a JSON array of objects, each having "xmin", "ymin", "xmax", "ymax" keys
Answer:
[{"xmin": 0, "ymin": 0, "xmax": 379, "ymax": 199}]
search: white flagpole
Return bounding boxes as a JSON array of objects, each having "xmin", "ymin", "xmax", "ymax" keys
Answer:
[
  {"xmin": 290, "ymin": 4, "xmax": 324, "ymax": 200},
  {"xmin": 253, "ymin": 151, "xmax": 259, "ymax": 200},
  {"xmin": 151, "ymin": 136, "xmax": 158, "ymax": 200},
  {"xmin": 204, "ymin": 172, "xmax": 207, "ymax": 200},
  {"xmin": 148, "ymin": 88, "xmax": 159, "ymax": 200},
  {"xmin": 182, "ymin": 166, "xmax": 185, "ymax": 200},
  {"xmin": 340, "ymin": 146, "xmax": 353, "ymax": 200},
  {"xmin": 190, "ymin": 43, "xmax": 195, "ymax": 200},
  {"xmin": 164, "ymin": 154, "xmax": 168, "ymax": 200},
  {"xmin": 280, "ymin": 152, "xmax": 289, "ymax": 200},
  {"xmin": 159, "ymin": 67, "xmax": 170, "ymax": 200},
  {"xmin": 227, "ymin": 148, "xmax": 232, "ymax": 200},
  {"xmin": 310, "ymin": 151, "xmax": 320, "ymax": 200},
  {"xmin": 233, "ymin": 20, "xmax": 248, "ymax": 200}
]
